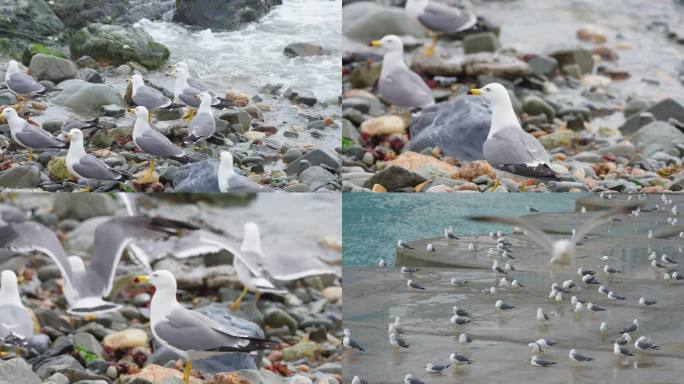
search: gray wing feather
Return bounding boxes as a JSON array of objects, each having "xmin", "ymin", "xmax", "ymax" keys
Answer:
[
  {"xmin": 134, "ymin": 86, "xmax": 171, "ymax": 109},
  {"xmin": 16, "ymin": 122, "xmax": 65, "ymax": 149},
  {"xmin": 379, "ymin": 67, "xmax": 434, "ymax": 109},
  {"xmin": 189, "ymin": 112, "xmax": 215, "ymax": 138},
  {"xmin": 484, "ymin": 128, "xmax": 549, "ymax": 167},
  {"xmin": 72, "ymin": 154, "xmax": 121, "ymax": 180},
  {"xmin": 418, "ymin": 3, "xmax": 477, "ymax": 33},
  {"xmin": 155, "ymin": 308, "xmax": 250, "ymax": 351},
  {"xmin": 0, "ymin": 223, "xmax": 73, "ymax": 282},
  {"xmin": 224, "ymin": 174, "xmax": 266, "ymax": 193},
  {"xmin": 135, "ymin": 130, "xmax": 184, "ymax": 157},
  {"xmin": 7, "ymin": 73, "xmax": 44, "ymax": 94},
  {"xmin": 0, "ymin": 304, "xmax": 33, "ymax": 339},
  {"xmin": 179, "ymin": 86, "xmax": 202, "ymax": 108},
  {"xmin": 407, "ymin": 377, "xmax": 424, "ymax": 384}
]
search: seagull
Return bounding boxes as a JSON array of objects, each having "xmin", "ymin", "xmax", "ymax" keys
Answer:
[
  {"xmin": 351, "ymin": 377, "xmax": 367, "ymax": 384},
  {"xmin": 569, "ymin": 349, "xmax": 594, "ymax": 363},
  {"xmin": 470, "ymin": 205, "xmax": 632, "ymax": 264},
  {"xmin": 620, "ymin": 319, "xmax": 639, "ymax": 334},
  {"xmin": 586, "ymin": 303, "xmax": 605, "ymax": 312},
  {"xmin": 168, "ymin": 62, "xmax": 232, "ymax": 119},
  {"xmin": 499, "ymin": 277, "xmax": 510, "ymax": 287},
  {"xmin": 129, "ymin": 74, "xmax": 180, "ymax": 120},
  {"xmin": 600, "ymin": 322, "xmax": 608, "ymax": 333},
  {"xmin": 639, "ymin": 297, "xmax": 657, "ymax": 306},
  {"xmin": 369, "ymin": 35, "xmax": 434, "ymax": 110},
  {"xmin": 397, "ymin": 240, "xmax": 414, "ymax": 249},
  {"xmin": 634, "ymin": 336, "xmax": 659, "ymax": 351},
  {"xmin": 404, "ymin": 374, "xmax": 424, "ymax": 384},
  {"xmin": 531, "ymin": 355, "xmax": 557, "ymax": 367},
  {"xmin": 65, "ymin": 128, "xmax": 130, "ymax": 189},
  {"xmin": 401, "ymin": 266, "xmax": 419, "ymax": 274},
  {"xmin": 504, "ymin": 262, "xmax": 515, "ymax": 271},
  {"xmin": 450, "ymin": 278, "xmax": 468, "ymax": 286},
  {"xmin": 217, "ymin": 151, "xmax": 269, "ymax": 193},
  {"xmin": 450, "ymin": 315, "xmax": 470, "ymax": 325},
  {"xmin": 444, "ymin": 227, "xmax": 459, "ymax": 240},
  {"xmin": 604, "ymin": 265, "xmax": 621, "ymax": 274},
  {"xmin": 537, "ymin": 339, "xmax": 556, "ymax": 348},
  {"xmin": 554, "ymin": 292, "xmax": 564, "ymax": 302},
  {"xmin": 407, "ymin": 280, "xmax": 426, "ymax": 290},
  {"xmin": 572, "ymin": 302, "xmax": 583, "ymax": 313},
  {"xmin": 343, "ymin": 329, "xmax": 366, "ymax": 352},
  {"xmin": 495, "ymin": 299, "xmax": 514, "ymax": 311},
  {"xmin": 453, "ymin": 306, "xmax": 472, "ymax": 317},
  {"xmin": 4, "ymin": 60, "xmax": 46, "ymax": 109},
  {"xmin": 425, "ymin": 363, "xmax": 451, "ymax": 373},
  {"xmin": 458, "ymin": 333, "xmax": 472, "ymax": 344},
  {"xmin": 131, "ymin": 106, "xmax": 192, "ymax": 183},
  {"xmin": 404, "ymin": 0, "xmax": 477, "ymax": 56},
  {"xmin": 469, "ymin": 83, "xmax": 558, "ymax": 190},
  {"xmin": 426, "ymin": 243, "xmax": 435, "ymax": 252},
  {"xmin": 651, "ymin": 259, "xmax": 666, "ymax": 268},
  {"xmin": 614, "ymin": 341, "xmax": 634, "ymax": 357},
  {"xmin": 378, "ymin": 259, "xmax": 387, "ymax": 268},
  {"xmin": 528, "ymin": 342, "xmax": 543, "ymax": 353},
  {"xmin": 562, "ymin": 280, "xmax": 576, "ymax": 290},
  {"xmin": 662, "ymin": 254, "xmax": 678, "ymax": 264},
  {"xmin": 527, "ymin": 206, "xmax": 539, "ymax": 212},
  {"xmin": 598, "ymin": 285, "xmax": 610, "ymax": 295},
  {"xmin": 389, "ymin": 332, "xmax": 410, "ymax": 348},
  {"xmin": 185, "ymin": 92, "xmax": 216, "ymax": 144},
  {"xmin": 135, "ymin": 270, "xmax": 277, "ymax": 384},
  {"xmin": 511, "ymin": 279, "xmax": 525, "ymax": 288},
  {"xmin": 616, "ymin": 333, "xmax": 631, "ymax": 345},
  {"xmin": 0, "ymin": 270, "xmax": 34, "ymax": 343},
  {"xmin": 608, "ymin": 291, "xmax": 627, "ymax": 301},
  {"xmin": 537, "ymin": 308, "xmax": 550, "ymax": 321},
  {"xmin": 571, "ymin": 296, "xmax": 586, "ymax": 305},
  {"xmin": 578, "ymin": 267, "xmax": 595, "ymax": 276},
  {"xmin": 2, "ymin": 108, "xmax": 66, "ymax": 161},
  {"xmin": 492, "ymin": 260, "xmax": 507, "ymax": 274},
  {"xmin": 0, "ymin": 216, "xmax": 195, "ymax": 315},
  {"xmin": 449, "ymin": 353, "xmax": 474, "ymax": 365}
]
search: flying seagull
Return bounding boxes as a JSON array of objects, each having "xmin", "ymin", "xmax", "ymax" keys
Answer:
[
  {"xmin": 369, "ymin": 35, "xmax": 434, "ymax": 110},
  {"xmin": 469, "ymin": 83, "xmax": 558, "ymax": 191},
  {"xmin": 0, "ymin": 216, "xmax": 195, "ymax": 315},
  {"xmin": 136, "ymin": 270, "xmax": 277, "ymax": 384},
  {"xmin": 469, "ymin": 205, "xmax": 633, "ymax": 264},
  {"xmin": 65, "ymin": 128, "xmax": 130, "ymax": 189},
  {"xmin": 404, "ymin": 0, "xmax": 477, "ymax": 56}
]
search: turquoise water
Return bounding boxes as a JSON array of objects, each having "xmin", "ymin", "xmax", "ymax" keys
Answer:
[{"xmin": 342, "ymin": 193, "xmax": 584, "ymax": 266}]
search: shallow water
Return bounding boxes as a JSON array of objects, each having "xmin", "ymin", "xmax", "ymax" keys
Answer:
[{"xmin": 342, "ymin": 193, "xmax": 583, "ymax": 266}]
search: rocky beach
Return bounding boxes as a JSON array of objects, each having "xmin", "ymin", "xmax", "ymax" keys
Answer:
[
  {"xmin": 0, "ymin": 0, "xmax": 341, "ymax": 192},
  {"xmin": 0, "ymin": 193, "xmax": 343, "ymax": 383},
  {"xmin": 342, "ymin": 0, "xmax": 684, "ymax": 193}
]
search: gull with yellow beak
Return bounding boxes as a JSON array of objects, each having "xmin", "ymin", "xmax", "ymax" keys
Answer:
[
  {"xmin": 2, "ymin": 107, "xmax": 67, "ymax": 161},
  {"xmin": 369, "ymin": 35, "xmax": 434, "ymax": 114},
  {"xmin": 469, "ymin": 83, "xmax": 558, "ymax": 191},
  {"xmin": 405, "ymin": 0, "xmax": 477, "ymax": 56},
  {"xmin": 65, "ymin": 128, "xmax": 130, "ymax": 190},
  {"xmin": 186, "ymin": 92, "xmax": 216, "ymax": 145},
  {"xmin": 135, "ymin": 270, "xmax": 278, "ymax": 384},
  {"xmin": 4, "ymin": 60, "xmax": 46, "ymax": 110},
  {"xmin": 129, "ymin": 74, "xmax": 180, "ymax": 121},
  {"xmin": 131, "ymin": 106, "xmax": 193, "ymax": 184},
  {"xmin": 168, "ymin": 62, "xmax": 233, "ymax": 121}
]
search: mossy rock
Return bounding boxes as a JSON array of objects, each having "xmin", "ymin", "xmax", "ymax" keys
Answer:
[
  {"xmin": 21, "ymin": 43, "xmax": 67, "ymax": 66},
  {"xmin": 68, "ymin": 23, "xmax": 170, "ymax": 69},
  {"xmin": 0, "ymin": 38, "xmax": 26, "ymax": 61},
  {"xmin": 48, "ymin": 156, "xmax": 71, "ymax": 182}
]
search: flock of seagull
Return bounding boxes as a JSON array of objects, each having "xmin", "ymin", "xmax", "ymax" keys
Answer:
[
  {"xmin": 0, "ymin": 194, "xmax": 337, "ymax": 384},
  {"xmin": 2, "ymin": 59, "xmax": 266, "ymax": 192},
  {"xmin": 346, "ymin": 194, "xmax": 683, "ymax": 384}
]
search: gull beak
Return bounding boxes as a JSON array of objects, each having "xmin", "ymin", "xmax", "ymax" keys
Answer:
[
  {"xmin": 193, "ymin": 95, "xmax": 200, "ymax": 100},
  {"xmin": 134, "ymin": 275, "xmax": 149, "ymax": 284},
  {"xmin": 64, "ymin": 133, "xmax": 71, "ymax": 141},
  {"xmin": 369, "ymin": 40, "xmax": 382, "ymax": 47},
  {"xmin": 127, "ymin": 108, "xmax": 136, "ymax": 113},
  {"xmin": 468, "ymin": 88, "xmax": 482, "ymax": 96}
]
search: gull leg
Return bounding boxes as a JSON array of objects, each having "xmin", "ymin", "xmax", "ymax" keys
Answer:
[
  {"xmin": 402, "ymin": 111, "xmax": 410, "ymax": 128},
  {"xmin": 490, "ymin": 178, "xmax": 500, "ymax": 192},
  {"xmin": 520, "ymin": 179, "xmax": 526, "ymax": 192},
  {"xmin": 136, "ymin": 158, "xmax": 158, "ymax": 184},
  {"xmin": 182, "ymin": 360, "xmax": 193, "ymax": 384},
  {"xmin": 27, "ymin": 149, "xmax": 33, "ymax": 162},
  {"xmin": 230, "ymin": 286, "xmax": 249, "ymax": 311},
  {"xmin": 424, "ymin": 35, "xmax": 439, "ymax": 57},
  {"xmin": 254, "ymin": 291, "xmax": 262, "ymax": 306},
  {"xmin": 148, "ymin": 110, "xmax": 153, "ymax": 122}
]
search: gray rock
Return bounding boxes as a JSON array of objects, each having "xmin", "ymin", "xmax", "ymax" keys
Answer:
[
  {"xmin": 52, "ymin": 79, "xmax": 124, "ymax": 114},
  {"xmin": 286, "ymin": 149, "xmax": 340, "ymax": 175},
  {"xmin": 69, "ymin": 23, "xmax": 170, "ymax": 69},
  {"xmin": 547, "ymin": 181, "xmax": 588, "ymax": 192},
  {"xmin": 51, "ymin": 0, "xmax": 172, "ymax": 29},
  {"xmin": 169, "ymin": 159, "xmax": 221, "ymax": 192},
  {"xmin": 522, "ymin": 95, "xmax": 555, "ymax": 121},
  {"xmin": 0, "ymin": 0, "xmax": 64, "ymax": 40},
  {"xmin": 624, "ymin": 98, "xmax": 651, "ymax": 118},
  {"xmin": 27, "ymin": 333, "xmax": 50, "ymax": 354},
  {"xmin": 343, "ymin": 2, "xmax": 426, "ymax": 42},
  {"xmin": 74, "ymin": 332, "xmax": 104, "ymax": 359},
  {"xmin": 407, "ymin": 96, "xmax": 490, "ymax": 161},
  {"xmin": 298, "ymin": 166, "xmax": 335, "ymax": 191},
  {"xmin": 78, "ymin": 68, "xmax": 104, "ymax": 83},
  {"xmin": 74, "ymin": 56, "xmax": 97, "ymax": 68},
  {"xmin": 463, "ymin": 32, "xmax": 501, "ymax": 54},
  {"xmin": 284, "ymin": 87, "xmax": 317, "ymax": 106},
  {"xmin": 29, "ymin": 54, "xmax": 78, "ymax": 83},
  {"xmin": 283, "ymin": 148, "xmax": 303, "ymax": 163},
  {"xmin": 34, "ymin": 355, "xmax": 83, "ymax": 379},
  {"xmin": 173, "ymin": 0, "xmax": 282, "ymax": 31},
  {"xmin": 619, "ymin": 98, "xmax": 684, "ymax": 134},
  {"xmin": 53, "ymin": 193, "xmax": 119, "ymax": 220},
  {"xmin": 549, "ymin": 48, "xmax": 594, "ymax": 74},
  {"xmin": 633, "ymin": 121, "xmax": 684, "ymax": 157},
  {"xmin": 264, "ymin": 307, "xmax": 298, "ymax": 333},
  {"xmin": 364, "ymin": 165, "xmax": 426, "ymax": 191},
  {"xmin": 462, "ymin": 52, "xmax": 531, "ymax": 78},
  {"xmin": 0, "ymin": 163, "xmax": 42, "ymax": 189},
  {"xmin": 0, "ymin": 358, "xmax": 41, "ymax": 384},
  {"xmin": 528, "ymin": 55, "xmax": 558, "ymax": 77},
  {"xmin": 219, "ymin": 110, "xmax": 252, "ymax": 132},
  {"xmin": 284, "ymin": 42, "xmax": 329, "ymax": 57}
]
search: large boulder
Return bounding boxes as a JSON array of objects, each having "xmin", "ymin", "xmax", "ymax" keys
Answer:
[
  {"xmin": 172, "ymin": 0, "xmax": 283, "ymax": 31},
  {"xmin": 632, "ymin": 121, "xmax": 684, "ymax": 157},
  {"xmin": 29, "ymin": 54, "xmax": 78, "ymax": 83},
  {"xmin": 168, "ymin": 159, "xmax": 221, "ymax": 192},
  {"xmin": 51, "ymin": 79, "xmax": 125, "ymax": 114},
  {"xmin": 69, "ymin": 23, "xmax": 170, "ymax": 69},
  {"xmin": 49, "ymin": 0, "xmax": 173, "ymax": 29},
  {"xmin": 0, "ymin": 358, "xmax": 41, "ymax": 384},
  {"xmin": 343, "ymin": 1, "xmax": 427, "ymax": 42},
  {"xmin": 619, "ymin": 98, "xmax": 684, "ymax": 135},
  {"xmin": 0, "ymin": 0, "xmax": 64, "ymax": 40},
  {"xmin": 407, "ymin": 96, "xmax": 491, "ymax": 161}
]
